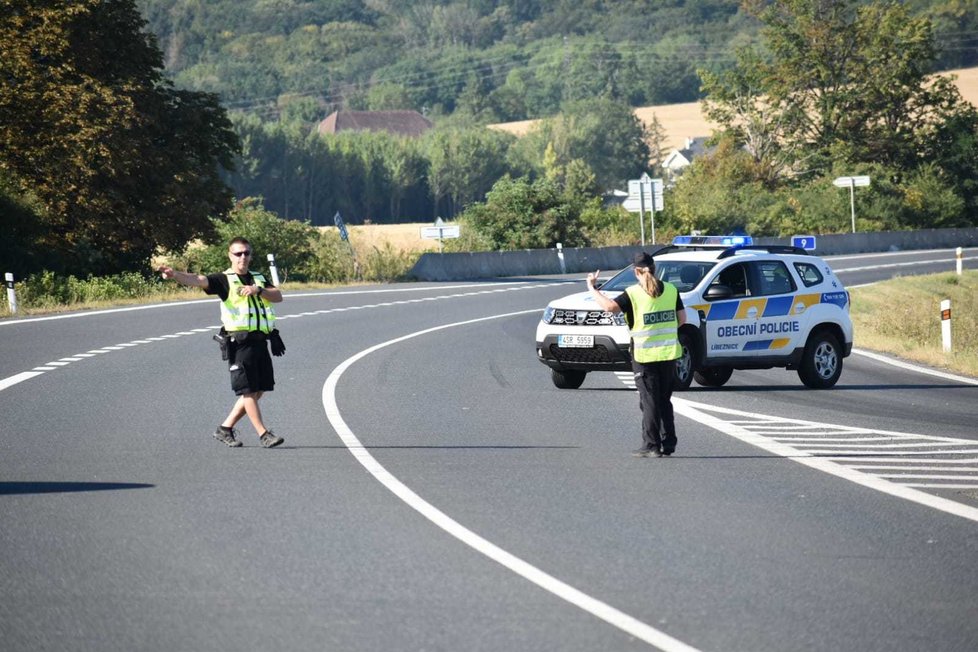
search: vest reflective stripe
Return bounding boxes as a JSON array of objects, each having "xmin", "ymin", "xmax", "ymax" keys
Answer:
[
  {"xmin": 220, "ymin": 271, "xmax": 275, "ymax": 333},
  {"xmin": 626, "ymin": 282, "xmax": 682, "ymax": 362}
]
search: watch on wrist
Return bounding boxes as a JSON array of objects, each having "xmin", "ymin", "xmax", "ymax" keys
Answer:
[{"xmin": 256, "ymin": 286, "xmax": 263, "ymax": 296}]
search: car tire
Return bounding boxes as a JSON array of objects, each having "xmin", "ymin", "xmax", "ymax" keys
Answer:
[
  {"xmin": 551, "ymin": 369, "xmax": 587, "ymax": 389},
  {"xmin": 798, "ymin": 331, "xmax": 843, "ymax": 389},
  {"xmin": 673, "ymin": 331, "xmax": 695, "ymax": 391},
  {"xmin": 694, "ymin": 366, "xmax": 733, "ymax": 387}
]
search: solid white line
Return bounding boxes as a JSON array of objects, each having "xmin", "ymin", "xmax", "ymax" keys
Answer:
[
  {"xmin": 322, "ymin": 310, "xmax": 701, "ymax": 652},
  {"xmin": 878, "ymin": 474, "xmax": 978, "ymax": 481},
  {"xmin": 847, "ymin": 461, "xmax": 978, "ymax": 467},
  {"xmin": 0, "ymin": 371, "xmax": 44, "ymax": 391},
  {"xmin": 904, "ymin": 484, "xmax": 978, "ymax": 489},
  {"xmin": 674, "ymin": 399, "xmax": 978, "ymax": 523},
  {"xmin": 852, "ymin": 349, "xmax": 978, "ymax": 386}
]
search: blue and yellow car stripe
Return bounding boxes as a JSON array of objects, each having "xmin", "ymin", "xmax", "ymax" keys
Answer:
[{"xmin": 692, "ymin": 292, "xmax": 849, "ymax": 351}]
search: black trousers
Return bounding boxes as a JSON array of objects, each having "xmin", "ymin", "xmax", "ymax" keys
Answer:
[{"xmin": 634, "ymin": 359, "xmax": 677, "ymax": 452}]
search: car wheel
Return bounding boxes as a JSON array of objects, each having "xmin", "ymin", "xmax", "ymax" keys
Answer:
[
  {"xmin": 673, "ymin": 331, "xmax": 694, "ymax": 391},
  {"xmin": 551, "ymin": 369, "xmax": 587, "ymax": 389},
  {"xmin": 694, "ymin": 366, "xmax": 733, "ymax": 387},
  {"xmin": 797, "ymin": 331, "xmax": 843, "ymax": 389}
]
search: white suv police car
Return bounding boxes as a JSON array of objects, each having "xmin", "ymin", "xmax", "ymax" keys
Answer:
[{"xmin": 536, "ymin": 236, "xmax": 853, "ymax": 390}]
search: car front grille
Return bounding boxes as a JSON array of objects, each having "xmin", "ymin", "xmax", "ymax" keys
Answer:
[
  {"xmin": 548, "ymin": 343, "xmax": 617, "ymax": 363},
  {"xmin": 549, "ymin": 309, "xmax": 621, "ymax": 326}
]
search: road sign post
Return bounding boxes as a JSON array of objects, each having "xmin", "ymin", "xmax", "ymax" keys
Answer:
[
  {"xmin": 833, "ymin": 176, "xmax": 871, "ymax": 233},
  {"xmin": 420, "ymin": 223, "xmax": 460, "ymax": 253},
  {"xmin": 626, "ymin": 175, "xmax": 664, "ymax": 246},
  {"xmin": 334, "ymin": 212, "xmax": 361, "ymax": 278}
]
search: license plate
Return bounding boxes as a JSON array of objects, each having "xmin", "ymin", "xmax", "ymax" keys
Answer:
[{"xmin": 558, "ymin": 334, "xmax": 594, "ymax": 348}]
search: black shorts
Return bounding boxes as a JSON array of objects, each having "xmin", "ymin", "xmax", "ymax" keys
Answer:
[{"xmin": 228, "ymin": 336, "xmax": 275, "ymax": 395}]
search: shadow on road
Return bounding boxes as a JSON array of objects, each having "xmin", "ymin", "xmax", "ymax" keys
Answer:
[{"xmin": 0, "ymin": 481, "xmax": 155, "ymax": 495}]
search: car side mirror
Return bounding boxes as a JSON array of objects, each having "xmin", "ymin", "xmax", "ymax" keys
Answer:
[{"xmin": 704, "ymin": 284, "xmax": 733, "ymax": 301}]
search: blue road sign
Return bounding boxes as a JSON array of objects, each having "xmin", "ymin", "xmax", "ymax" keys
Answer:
[
  {"xmin": 792, "ymin": 235, "xmax": 816, "ymax": 250},
  {"xmin": 334, "ymin": 212, "xmax": 349, "ymax": 241}
]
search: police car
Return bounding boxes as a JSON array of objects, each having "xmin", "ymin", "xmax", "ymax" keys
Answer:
[{"xmin": 535, "ymin": 235, "xmax": 853, "ymax": 390}]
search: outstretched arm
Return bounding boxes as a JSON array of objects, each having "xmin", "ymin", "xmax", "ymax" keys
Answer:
[{"xmin": 158, "ymin": 265, "xmax": 208, "ymax": 288}]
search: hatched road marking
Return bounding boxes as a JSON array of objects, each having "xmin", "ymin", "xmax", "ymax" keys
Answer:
[{"xmin": 615, "ymin": 372, "xmax": 978, "ymax": 521}]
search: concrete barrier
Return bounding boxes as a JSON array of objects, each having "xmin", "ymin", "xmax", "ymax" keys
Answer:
[{"xmin": 408, "ymin": 227, "xmax": 978, "ymax": 281}]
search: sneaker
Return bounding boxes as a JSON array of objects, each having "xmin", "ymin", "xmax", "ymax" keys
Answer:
[
  {"xmin": 214, "ymin": 427, "xmax": 242, "ymax": 448},
  {"xmin": 259, "ymin": 430, "xmax": 284, "ymax": 448},
  {"xmin": 632, "ymin": 446, "xmax": 663, "ymax": 458}
]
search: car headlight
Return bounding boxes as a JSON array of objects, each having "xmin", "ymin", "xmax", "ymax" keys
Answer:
[
  {"xmin": 542, "ymin": 306, "xmax": 555, "ymax": 324},
  {"xmin": 612, "ymin": 312, "xmax": 626, "ymax": 326}
]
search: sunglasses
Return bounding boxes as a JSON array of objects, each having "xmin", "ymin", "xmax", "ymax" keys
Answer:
[{"xmin": 230, "ymin": 250, "xmax": 252, "ymax": 258}]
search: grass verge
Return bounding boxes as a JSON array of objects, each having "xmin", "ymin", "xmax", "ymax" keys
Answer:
[{"xmin": 849, "ymin": 271, "xmax": 977, "ymax": 379}]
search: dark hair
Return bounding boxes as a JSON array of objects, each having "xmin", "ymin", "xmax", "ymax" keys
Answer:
[{"xmin": 229, "ymin": 237, "xmax": 251, "ymax": 249}]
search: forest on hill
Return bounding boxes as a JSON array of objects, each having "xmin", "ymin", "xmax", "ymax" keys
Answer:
[{"xmin": 137, "ymin": 0, "xmax": 978, "ymax": 123}]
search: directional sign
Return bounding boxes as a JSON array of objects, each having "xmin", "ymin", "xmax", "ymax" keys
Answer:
[
  {"xmin": 333, "ymin": 211, "xmax": 349, "ymax": 241},
  {"xmin": 792, "ymin": 235, "xmax": 817, "ymax": 250},
  {"xmin": 833, "ymin": 176, "xmax": 871, "ymax": 188},
  {"xmin": 624, "ymin": 177, "xmax": 664, "ymax": 212},
  {"xmin": 420, "ymin": 225, "xmax": 460, "ymax": 239}
]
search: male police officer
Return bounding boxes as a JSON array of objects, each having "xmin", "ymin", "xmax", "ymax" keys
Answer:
[{"xmin": 159, "ymin": 237, "xmax": 285, "ymax": 448}]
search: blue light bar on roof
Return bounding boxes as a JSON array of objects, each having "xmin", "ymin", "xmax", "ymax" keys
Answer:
[{"xmin": 672, "ymin": 235, "xmax": 753, "ymax": 247}]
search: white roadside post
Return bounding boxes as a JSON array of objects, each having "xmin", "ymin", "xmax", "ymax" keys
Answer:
[
  {"xmin": 4, "ymin": 272, "xmax": 16, "ymax": 314},
  {"xmin": 267, "ymin": 254, "xmax": 281, "ymax": 286},
  {"xmin": 556, "ymin": 242, "xmax": 566, "ymax": 274},
  {"xmin": 941, "ymin": 300, "xmax": 952, "ymax": 353},
  {"xmin": 956, "ymin": 247, "xmax": 963, "ymax": 276}
]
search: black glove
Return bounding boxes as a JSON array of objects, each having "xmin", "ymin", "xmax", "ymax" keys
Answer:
[{"xmin": 269, "ymin": 329, "xmax": 286, "ymax": 356}]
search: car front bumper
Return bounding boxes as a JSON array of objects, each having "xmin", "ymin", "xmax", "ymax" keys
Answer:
[{"xmin": 535, "ymin": 333, "xmax": 632, "ymax": 372}]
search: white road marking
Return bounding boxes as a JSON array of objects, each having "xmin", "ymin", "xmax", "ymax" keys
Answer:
[
  {"xmin": 322, "ymin": 310, "xmax": 701, "ymax": 652},
  {"xmin": 0, "ymin": 371, "xmax": 44, "ymax": 392},
  {"xmin": 852, "ymin": 349, "xmax": 978, "ymax": 386},
  {"xmin": 0, "ymin": 283, "xmax": 566, "ymax": 396},
  {"xmin": 671, "ymin": 399, "xmax": 978, "ymax": 520}
]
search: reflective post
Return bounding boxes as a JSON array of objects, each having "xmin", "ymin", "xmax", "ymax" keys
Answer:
[
  {"xmin": 941, "ymin": 300, "xmax": 952, "ymax": 353},
  {"xmin": 267, "ymin": 254, "xmax": 280, "ymax": 286},
  {"xmin": 4, "ymin": 272, "xmax": 16, "ymax": 314}
]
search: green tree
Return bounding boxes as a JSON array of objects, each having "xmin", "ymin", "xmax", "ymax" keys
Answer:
[
  {"xmin": 702, "ymin": 0, "xmax": 972, "ymax": 175},
  {"xmin": 533, "ymin": 97, "xmax": 651, "ymax": 189},
  {"xmin": 177, "ymin": 198, "xmax": 318, "ymax": 280},
  {"xmin": 0, "ymin": 0, "xmax": 239, "ymax": 275},
  {"xmin": 458, "ymin": 175, "xmax": 585, "ymax": 250}
]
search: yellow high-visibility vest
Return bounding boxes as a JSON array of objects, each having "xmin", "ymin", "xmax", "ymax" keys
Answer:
[
  {"xmin": 220, "ymin": 270, "xmax": 275, "ymax": 333},
  {"xmin": 626, "ymin": 282, "xmax": 681, "ymax": 362}
]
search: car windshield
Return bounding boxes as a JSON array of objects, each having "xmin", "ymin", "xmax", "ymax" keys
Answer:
[{"xmin": 599, "ymin": 261, "xmax": 716, "ymax": 293}]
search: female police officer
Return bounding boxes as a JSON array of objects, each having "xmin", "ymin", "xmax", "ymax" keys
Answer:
[{"xmin": 586, "ymin": 252, "xmax": 686, "ymax": 457}]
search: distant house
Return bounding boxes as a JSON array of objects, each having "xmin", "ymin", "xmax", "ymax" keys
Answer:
[
  {"xmin": 661, "ymin": 137, "xmax": 714, "ymax": 177},
  {"xmin": 316, "ymin": 110, "xmax": 432, "ymax": 138}
]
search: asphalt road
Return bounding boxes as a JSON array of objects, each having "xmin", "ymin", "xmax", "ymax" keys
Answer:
[{"xmin": 1, "ymin": 248, "xmax": 976, "ymax": 652}]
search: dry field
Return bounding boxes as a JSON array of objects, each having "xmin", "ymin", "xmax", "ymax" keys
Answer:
[
  {"xmin": 319, "ymin": 223, "xmax": 447, "ymax": 253},
  {"xmin": 490, "ymin": 66, "xmax": 978, "ymax": 152}
]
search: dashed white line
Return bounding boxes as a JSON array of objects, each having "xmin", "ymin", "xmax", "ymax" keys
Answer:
[{"xmin": 0, "ymin": 282, "xmax": 568, "ymax": 394}]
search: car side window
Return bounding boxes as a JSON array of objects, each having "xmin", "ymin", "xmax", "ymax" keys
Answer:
[
  {"xmin": 709, "ymin": 262, "xmax": 750, "ymax": 298},
  {"xmin": 755, "ymin": 260, "xmax": 797, "ymax": 296},
  {"xmin": 793, "ymin": 262, "xmax": 824, "ymax": 288}
]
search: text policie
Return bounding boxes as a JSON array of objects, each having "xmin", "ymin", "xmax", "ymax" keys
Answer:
[{"xmin": 716, "ymin": 320, "xmax": 801, "ymax": 338}]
